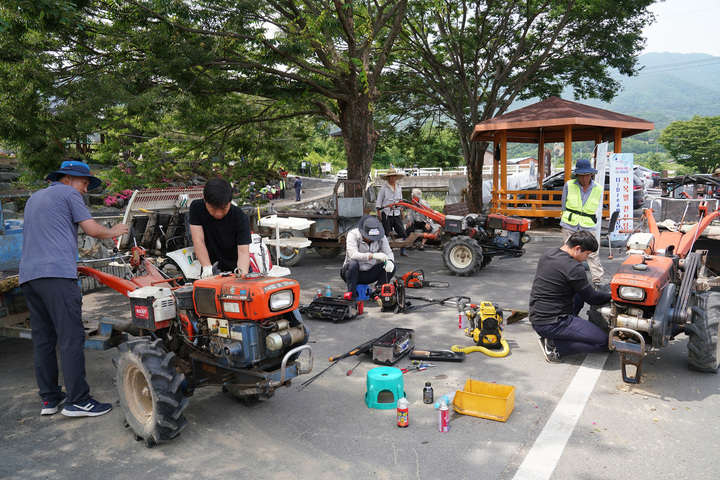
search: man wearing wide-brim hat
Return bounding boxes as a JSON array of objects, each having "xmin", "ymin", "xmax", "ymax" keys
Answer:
[
  {"xmin": 341, "ymin": 215, "xmax": 396, "ymax": 298},
  {"xmin": 376, "ymin": 167, "xmax": 409, "ymax": 256},
  {"xmin": 20, "ymin": 160, "xmax": 129, "ymax": 418},
  {"xmin": 559, "ymin": 158, "xmax": 604, "ymax": 285}
]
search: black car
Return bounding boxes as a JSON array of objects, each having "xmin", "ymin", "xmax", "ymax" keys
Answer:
[{"xmin": 518, "ymin": 170, "xmax": 646, "ymax": 210}]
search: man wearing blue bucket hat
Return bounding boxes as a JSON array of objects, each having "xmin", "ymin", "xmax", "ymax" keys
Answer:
[
  {"xmin": 20, "ymin": 159, "xmax": 129, "ymax": 418},
  {"xmin": 559, "ymin": 158, "xmax": 604, "ymax": 285}
]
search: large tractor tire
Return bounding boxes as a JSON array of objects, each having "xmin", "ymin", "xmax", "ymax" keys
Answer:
[
  {"xmin": 270, "ymin": 229, "xmax": 307, "ymax": 267},
  {"xmin": 442, "ymin": 236, "xmax": 483, "ymax": 277},
  {"xmin": 687, "ymin": 291, "xmax": 720, "ymax": 373},
  {"xmin": 113, "ymin": 337, "xmax": 189, "ymax": 447}
]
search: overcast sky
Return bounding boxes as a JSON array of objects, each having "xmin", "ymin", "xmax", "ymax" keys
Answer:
[{"xmin": 643, "ymin": 0, "xmax": 720, "ymax": 56}]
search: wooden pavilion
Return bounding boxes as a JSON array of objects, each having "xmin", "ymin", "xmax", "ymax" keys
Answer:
[{"xmin": 470, "ymin": 96, "xmax": 654, "ymax": 218}]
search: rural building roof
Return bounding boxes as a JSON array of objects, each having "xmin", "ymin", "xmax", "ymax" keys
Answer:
[{"xmin": 471, "ymin": 96, "xmax": 654, "ymax": 143}]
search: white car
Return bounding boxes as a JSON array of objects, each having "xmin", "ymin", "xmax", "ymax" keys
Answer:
[
  {"xmin": 634, "ymin": 167, "xmax": 653, "ymax": 189},
  {"xmin": 337, "ymin": 169, "xmax": 347, "ymax": 180}
]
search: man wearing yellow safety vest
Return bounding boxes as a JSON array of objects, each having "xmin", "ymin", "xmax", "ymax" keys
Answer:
[{"xmin": 560, "ymin": 159, "xmax": 604, "ymax": 285}]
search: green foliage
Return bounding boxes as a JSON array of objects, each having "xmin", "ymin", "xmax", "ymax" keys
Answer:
[{"xmin": 658, "ymin": 115, "xmax": 720, "ymax": 174}]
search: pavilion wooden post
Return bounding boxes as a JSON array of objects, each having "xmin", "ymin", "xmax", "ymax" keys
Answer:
[
  {"xmin": 563, "ymin": 125, "xmax": 573, "ymax": 183},
  {"xmin": 614, "ymin": 128, "xmax": 622, "ymax": 153},
  {"xmin": 492, "ymin": 134, "xmax": 500, "ymax": 213},
  {"xmin": 538, "ymin": 130, "xmax": 545, "ymax": 187}
]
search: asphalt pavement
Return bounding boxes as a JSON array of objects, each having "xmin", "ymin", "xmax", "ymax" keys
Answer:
[{"xmin": 2, "ymin": 223, "xmax": 719, "ymax": 480}]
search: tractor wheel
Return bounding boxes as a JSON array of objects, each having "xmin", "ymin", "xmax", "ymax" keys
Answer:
[
  {"xmin": 687, "ymin": 291, "xmax": 720, "ymax": 373},
  {"xmin": 313, "ymin": 229, "xmax": 342, "ymax": 258},
  {"xmin": 442, "ymin": 236, "xmax": 483, "ymax": 277},
  {"xmin": 480, "ymin": 256, "xmax": 493, "ymax": 268},
  {"xmin": 158, "ymin": 259, "xmax": 187, "ymax": 286},
  {"xmin": 113, "ymin": 337, "xmax": 189, "ymax": 446},
  {"xmin": 269, "ymin": 230, "xmax": 306, "ymax": 267}
]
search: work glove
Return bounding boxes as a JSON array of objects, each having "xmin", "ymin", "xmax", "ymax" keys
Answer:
[
  {"xmin": 384, "ymin": 260, "xmax": 394, "ymax": 273},
  {"xmin": 372, "ymin": 252, "xmax": 388, "ymax": 263},
  {"xmin": 201, "ymin": 266, "xmax": 214, "ymax": 278}
]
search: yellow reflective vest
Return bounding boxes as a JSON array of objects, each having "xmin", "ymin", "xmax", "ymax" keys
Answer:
[{"xmin": 561, "ymin": 179, "xmax": 602, "ymax": 228}]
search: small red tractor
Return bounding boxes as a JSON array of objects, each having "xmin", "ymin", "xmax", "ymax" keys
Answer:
[
  {"xmin": 595, "ymin": 204, "xmax": 720, "ymax": 383},
  {"xmin": 389, "ymin": 199, "xmax": 531, "ymax": 276},
  {"xmin": 78, "ymin": 246, "xmax": 313, "ymax": 447}
]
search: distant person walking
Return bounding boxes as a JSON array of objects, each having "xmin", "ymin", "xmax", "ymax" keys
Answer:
[{"xmin": 294, "ymin": 176, "xmax": 302, "ymax": 202}]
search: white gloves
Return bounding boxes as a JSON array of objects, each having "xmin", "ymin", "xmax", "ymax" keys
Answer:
[
  {"xmin": 201, "ymin": 266, "xmax": 214, "ymax": 278},
  {"xmin": 384, "ymin": 260, "xmax": 394, "ymax": 273},
  {"xmin": 372, "ymin": 252, "xmax": 388, "ymax": 263}
]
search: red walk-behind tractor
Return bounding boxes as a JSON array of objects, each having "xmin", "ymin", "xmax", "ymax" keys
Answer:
[
  {"xmin": 595, "ymin": 204, "xmax": 720, "ymax": 383},
  {"xmin": 78, "ymin": 246, "xmax": 313, "ymax": 447},
  {"xmin": 389, "ymin": 199, "xmax": 531, "ymax": 276}
]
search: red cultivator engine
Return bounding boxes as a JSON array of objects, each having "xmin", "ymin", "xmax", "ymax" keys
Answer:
[
  {"xmin": 390, "ymin": 200, "xmax": 531, "ymax": 276},
  {"xmin": 78, "ymin": 248, "xmax": 313, "ymax": 447},
  {"xmin": 594, "ymin": 205, "xmax": 720, "ymax": 383}
]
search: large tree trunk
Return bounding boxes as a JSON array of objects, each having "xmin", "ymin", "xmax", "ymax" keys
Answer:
[
  {"xmin": 466, "ymin": 140, "xmax": 488, "ymax": 213},
  {"xmin": 337, "ymin": 93, "xmax": 379, "ymax": 194}
]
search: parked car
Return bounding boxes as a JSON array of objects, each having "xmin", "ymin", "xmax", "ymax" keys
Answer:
[
  {"xmin": 634, "ymin": 165, "xmax": 660, "ymax": 187},
  {"xmin": 634, "ymin": 167, "xmax": 654, "ymax": 189},
  {"xmin": 518, "ymin": 170, "xmax": 646, "ymax": 210},
  {"xmin": 337, "ymin": 169, "xmax": 347, "ymax": 180}
]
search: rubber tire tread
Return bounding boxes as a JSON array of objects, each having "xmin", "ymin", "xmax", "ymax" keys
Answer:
[
  {"xmin": 442, "ymin": 236, "xmax": 483, "ymax": 277},
  {"xmin": 687, "ymin": 291, "xmax": 720, "ymax": 373},
  {"xmin": 314, "ymin": 246, "xmax": 342, "ymax": 258},
  {"xmin": 113, "ymin": 337, "xmax": 189, "ymax": 444},
  {"xmin": 271, "ymin": 229, "xmax": 306, "ymax": 267}
]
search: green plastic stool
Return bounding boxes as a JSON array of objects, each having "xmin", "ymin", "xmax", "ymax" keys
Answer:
[{"xmin": 365, "ymin": 366, "xmax": 405, "ymax": 409}]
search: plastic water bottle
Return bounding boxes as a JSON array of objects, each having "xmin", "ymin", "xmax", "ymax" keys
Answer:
[
  {"xmin": 434, "ymin": 391, "xmax": 456, "ymax": 409},
  {"xmin": 396, "ymin": 397, "xmax": 409, "ymax": 427},
  {"xmin": 325, "ymin": 286, "xmax": 332, "ymax": 297},
  {"xmin": 423, "ymin": 382, "xmax": 433, "ymax": 404},
  {"xmin": 438, "ymin": 400, "xmax": 449, "ymax": 432}
]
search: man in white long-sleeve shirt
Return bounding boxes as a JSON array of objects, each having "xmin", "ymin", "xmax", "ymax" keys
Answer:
[{"xmin": 341, "ymin": 215, "xmax": 396, "ymax": 297}]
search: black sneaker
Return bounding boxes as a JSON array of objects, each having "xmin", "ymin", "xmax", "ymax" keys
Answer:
[
  {"xmin": 41, "ymin": 392, "xmax": 67, "ymax": 416},
  {"xmin": 539, "ymin": 338, "xmax": 562, "ymax": 363},
  {"xmin": 61, "ymin": 397, "xmax": 112, "ymax": 417}
]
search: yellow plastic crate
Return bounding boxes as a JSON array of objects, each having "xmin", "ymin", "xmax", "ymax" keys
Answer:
[{"xmin": 452, "ymin": 379, "xmax": 515, "ymax": 422}]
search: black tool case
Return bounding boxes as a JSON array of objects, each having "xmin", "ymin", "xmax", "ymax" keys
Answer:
[{"xmin": 299, "ymin": 297, "xmax": 360, "ymax": 322}]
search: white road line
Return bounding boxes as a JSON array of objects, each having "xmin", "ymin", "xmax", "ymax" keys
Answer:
[{"xmin": 513, "ymin": 353, "xmax": 609, "ymax": 480}]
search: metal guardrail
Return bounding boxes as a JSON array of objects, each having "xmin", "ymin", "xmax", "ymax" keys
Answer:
[{"xmin": 371, "ymin": 164, "xmax": 534, "ymax": 178}]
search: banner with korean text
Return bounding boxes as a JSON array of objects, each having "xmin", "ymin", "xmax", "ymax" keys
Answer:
[{"xmin": 608, "ymin": 153, "xmax": 633, "ymax": 242}]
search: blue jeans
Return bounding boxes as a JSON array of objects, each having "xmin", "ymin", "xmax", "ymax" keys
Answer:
[
  {"xmin": 22, "ymin": 278, "xmax": 91, "ymax": 404},
  {"xmin": 533, "ymin": 314, "xmax": 608, "ymax": 357}
]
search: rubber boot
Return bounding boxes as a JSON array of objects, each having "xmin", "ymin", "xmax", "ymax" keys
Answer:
[{"xmin": 400, "ymin": 246, "xmax": 408, "ymax": 257}]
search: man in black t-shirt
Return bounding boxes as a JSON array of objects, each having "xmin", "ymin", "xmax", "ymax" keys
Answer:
[
  {"xmin": 529, "ymin": 231, "xmax": 611, "ymax": 363},
  {"xmin": 189, "ymin": 178, "xmax": 252, "ymax": 277}
]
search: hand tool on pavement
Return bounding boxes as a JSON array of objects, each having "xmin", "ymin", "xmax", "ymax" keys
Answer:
[
  {"xmin": 297, "ymin": 359, "xmax": 339, "ymax": 391},
  {"xmin": 346, "ymin": 359, "xmax": 363, "ymax": 376},
  {"xmin": 409, "ymin": 349, "xmax": 465, "ymax": 362}
]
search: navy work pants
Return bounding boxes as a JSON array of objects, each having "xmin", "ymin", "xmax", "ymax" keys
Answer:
[
  {"xmin": 533, "ymin": 314, "xmax": 609, "ymax": 357},
  {"xmin": 340, "ymin": 260, "xmax": 395, "ymax": 296},
  {"xmin": 22, "ymin": 278, "xmax": 90, "ymax": 404}
]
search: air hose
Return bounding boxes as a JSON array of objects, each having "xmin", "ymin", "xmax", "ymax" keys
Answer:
[{"xmin": 451, "ymin": 338, "xmax": 510, "ymax": 357}]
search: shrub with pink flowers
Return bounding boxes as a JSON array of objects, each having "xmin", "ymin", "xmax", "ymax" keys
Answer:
[{"xmin": 103, "ymin": 189, "xmax": 133, "ymax": 207}]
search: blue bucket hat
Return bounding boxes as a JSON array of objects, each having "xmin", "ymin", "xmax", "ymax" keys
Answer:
[
  {"xmin": 46, "ymin": 160, "xmax": 102, "ymax": 190},
  {"xmin": 574, "ymin": 159, "xmax": 597, "ymax": 175},
  {"xmin": 358, "ymin": 215, "xmax": 385, "ymax": 241}
]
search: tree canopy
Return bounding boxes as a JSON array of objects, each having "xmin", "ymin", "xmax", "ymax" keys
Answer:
[
  {"xmin": 658, "ymin": 115, "xmax": 720, "ymax": 174},
  {"xmin": 383, "ymin": 0, "xmax": 655, "ymax": 210},
  {"xmin": 1, "ymin": 0, "xmax": 656, "ymax": 205}
]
